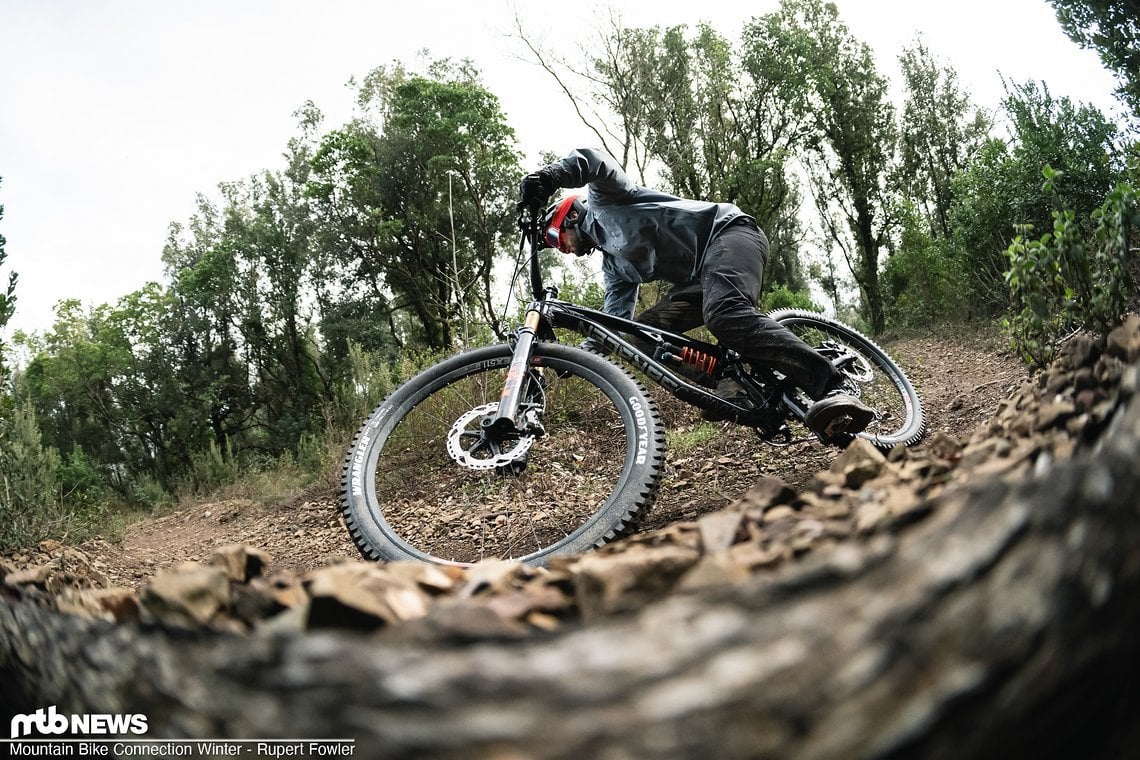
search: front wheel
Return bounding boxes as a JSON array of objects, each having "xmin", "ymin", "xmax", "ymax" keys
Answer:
[
  {"xmin": 340, "ymin": 343, "xmax": 666, "ymax": 566},
  {"xmin": 769, "ymin": 309, "xmax": 926, "ymax": 450}
]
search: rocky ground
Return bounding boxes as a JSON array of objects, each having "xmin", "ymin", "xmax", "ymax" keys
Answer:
[{"xmin": 4, "ymin": 317, "xmax": 1138, "ymax": 638}]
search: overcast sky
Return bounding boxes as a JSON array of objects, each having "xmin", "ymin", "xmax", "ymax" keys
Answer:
[{"xmin": 0, "ymin": 0, "xmax": 1124, "ymax": 337}]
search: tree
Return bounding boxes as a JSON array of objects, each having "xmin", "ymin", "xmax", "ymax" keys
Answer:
[
  {"xmin": 96, "ymin": 283, "xmax": 210, "ymax": 492},
  {"xmin": 511, "ymin": 8, "xmax": 653, "ymax": 178},
  {"xmin": 305, "ymin": 122, "xmax": 405, "ymax": 359},
  {"xmin": 309, "ymin": 62, "xmax": 520, "ymax": 351},
  {"xmin": 747, "ymin": 0, "xmax": 897, "ymax": 332},
  {"xmin": 222, "ymin": 150, "xmax": 330, "ymax": 453},
  {"xmin": 1047, "ymin": 0, "xmax": 1140, "ymax": 117},
  {"xmin": 881, "ymin": 200, "xmax": 964, "ymax": 327},
  {"xmin": 20, "ymin": 283, "xmax": 226, "ymax": 500},
  {"xmin": 882, "ymin": 42, "xmax": 991, "ymax": 328},
  {"xmin": 21, "ymin": 302, "xmax": 134, "ymax": 498},
  {"xmin": 161, "ymin": 196, "xmax": 257, "ymax": 475},
  {"xmin": 165, "ymin": 118, "xmax": 342, "ymax": 464},
  {"xmin": 897, "ymin": 40, "xmax": 992, "ymax": 239},
  {"xmin": 1003, "ymin": 170, "xmax": 1136, "ymax": 367},
  {"xmin": 626, "ymin": 24, "xmax": 807, "ymax": 291}
]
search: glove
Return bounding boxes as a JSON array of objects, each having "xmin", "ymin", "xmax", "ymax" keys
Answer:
[{"xmin": 517, "ymin": 169, "xmax": 558, "ymax": 213}]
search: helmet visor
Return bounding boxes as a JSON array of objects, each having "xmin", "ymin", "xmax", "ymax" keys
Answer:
[{"xmin": 545, "ymin": 223, "xmax": 562, "ymax": 249}]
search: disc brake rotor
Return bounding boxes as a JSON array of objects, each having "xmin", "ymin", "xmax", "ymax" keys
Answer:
[
  {"xmin": 822, "ymin": 341, "xmax": 875, "ymax": 383},
  {"xmin": 446, "ymin": 402, "xmax": 536, "ymax": 471},
  {"xmin": 840, "ymin": 353, "xmax": 875, "ymax": 383}
]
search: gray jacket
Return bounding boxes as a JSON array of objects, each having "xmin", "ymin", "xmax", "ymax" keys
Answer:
[{"xmin": 544, "ymin": 148, "xmax": 751, "ymax": 319}]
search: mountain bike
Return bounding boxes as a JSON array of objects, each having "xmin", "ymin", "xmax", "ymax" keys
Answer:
[{"xmin": 340, "ymin": 212, "xmax": 925, "ymax": 567}]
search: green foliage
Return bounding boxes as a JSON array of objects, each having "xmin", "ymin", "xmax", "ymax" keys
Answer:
[
  {"xmin": 309, "ymin": 61, "xmax": 521, "ymax": 351},
  {"xmin": 0, "ymin": 398, "xmax": 62, "ymax": 550},
  {"xmin": 883, "ymin": 201, "xmax": 965, "ymax": 328},
  {"xmin": 56, "ymin": 447, "xmax": 107, "ymax": 510},
  {"xmin": 950, "ymin": 80, "xmax": 1123, "ymax": 310},
  {"xmin": 323, "ymin": 342, "xmax": 399, "ymax": 438},
  {"xmin": 0, "ymin": 394, "xmax": 111, "ymax": 551},
  {"xmin": 182, "ymin": 439, "xmax": 241, "ymax": 496},
  {"xmin": 553, "ymin": 257, "xmax": 607, "ymax": 312},
  {"xmin": 0, "ymin": 177, "xmax": 16, "ymax": 459},
  {"xmin": 897, "ymin": 41, "xmax": 992, "ymax": 239},
  {"xmin": 761, "ymin": 284, "xmax": 820, "ymax": 312},
  {"xmin": 1003, "ymin": 167, "xmax": 1136, "ymax": 367},
  {"xmin": 1047, "ymin": 0, "xmax": 1140, "ymax": 117},
  {"xmin": 0, "ymin": 179, "xmax": 15, "ymax": 344},
  {"xmin": 556, "ymin": 278, "xmax": 606, "ymax": 313},
  {"xmin": 0, "ymin": 176, "xmax": 12, "ymax": 436}
]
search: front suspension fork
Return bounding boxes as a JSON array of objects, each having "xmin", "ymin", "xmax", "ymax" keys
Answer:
[{"xmin": 491, "ymin": 307, "xmax": 542, "ymax": 434}]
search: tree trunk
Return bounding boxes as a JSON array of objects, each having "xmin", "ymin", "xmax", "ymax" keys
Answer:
[{"xmin": 3, "ymin": 394, "xmax": 1140, "ymax": 760}]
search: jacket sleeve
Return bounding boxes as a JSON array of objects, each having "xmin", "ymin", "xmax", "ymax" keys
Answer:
[
  {"xmin": 545, "ymin": 148, "xmax": 636, "ymax": 203},
  {"xmin": 602, "ymin": 257, "xmax": 639, "ymax": 319}
]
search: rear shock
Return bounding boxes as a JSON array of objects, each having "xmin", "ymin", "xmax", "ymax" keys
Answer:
[{"xmin": 656, "ymin": 343, "xmax": 720, "ymax": 387}]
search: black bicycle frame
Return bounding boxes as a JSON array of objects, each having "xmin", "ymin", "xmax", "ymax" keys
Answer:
[{"xmin": 491, "ymin": 216, "xmax": 799, "ymax": 436}]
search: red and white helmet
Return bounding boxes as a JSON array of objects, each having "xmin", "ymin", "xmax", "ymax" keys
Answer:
[{"xmin": 541, "ymin": 195, "xmax": 588, "ymax": 252}]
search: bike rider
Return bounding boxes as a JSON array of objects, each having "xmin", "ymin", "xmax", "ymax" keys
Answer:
[{"xmin": 518, "ymin": 147, "xmax": 875, "ymax": 439}]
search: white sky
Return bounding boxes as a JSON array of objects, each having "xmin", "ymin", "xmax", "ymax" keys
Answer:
[{"xmin": 0, "ymin": 0, "xmax": 1124, "ymax": 337}]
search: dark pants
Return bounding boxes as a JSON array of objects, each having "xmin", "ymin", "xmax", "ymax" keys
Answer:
[{"xmin": 637, "ymin": 221, "xmax": 841, "ymax": 400}]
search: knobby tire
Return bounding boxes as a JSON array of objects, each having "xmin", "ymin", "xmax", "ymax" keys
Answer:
[{"xmin": 340, "ymin": 342, "xmax": 666, "ymax": 566}]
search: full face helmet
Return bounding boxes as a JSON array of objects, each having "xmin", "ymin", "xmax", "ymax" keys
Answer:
[{"xmin": 541, "ymin": 195, "xmax": 591, "ymax": 254}]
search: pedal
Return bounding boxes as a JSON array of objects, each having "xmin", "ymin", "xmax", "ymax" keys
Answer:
[{"xmin": 823, "ymin": 414, "xmax": 854, "ymax": 437}]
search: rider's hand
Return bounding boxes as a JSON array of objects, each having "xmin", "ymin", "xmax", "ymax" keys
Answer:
[{"xmin": 517, "ymin": 169, "xmax": 557, "ymax": 213}]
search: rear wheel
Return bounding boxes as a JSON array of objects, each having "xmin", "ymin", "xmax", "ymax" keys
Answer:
[
  {"xmin": 769, "ymin": 309, "xmax": 926, "ymax": 449},
  {"xmin": 340, "ymin": 343, "xmax": 666, "ymax": 566}
]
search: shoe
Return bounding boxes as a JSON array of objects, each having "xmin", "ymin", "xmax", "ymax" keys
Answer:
[
  {"xmin": 804, "ymin": 391, "xmax": 875, "ymax": 438},
  {"xmin": 702, "ymin": 377, "xmax": 754, "ymax": 421}
]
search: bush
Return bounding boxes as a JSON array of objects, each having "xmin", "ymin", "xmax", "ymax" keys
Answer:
[
  {"xmin": 949, "ymin": 82, "xmax": 1123, "ymax": 312},
  {"xmin": 0, "ymin": 399, "xmax": 63, "ymax": 550},
  {"xmin": 884, "ymin": 203, "xmax": 964, "ymax": 328},
  {"xmin": 0, "ymin": 401, "xmax": 113, "ymax": 550},
  {"xmin": 762, "ymin": 284, "xmax": 820, "ymax": 312},
  {"xmin": 1003, "ymin": 167, "xmax": 1136, "ymax": 367}
]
